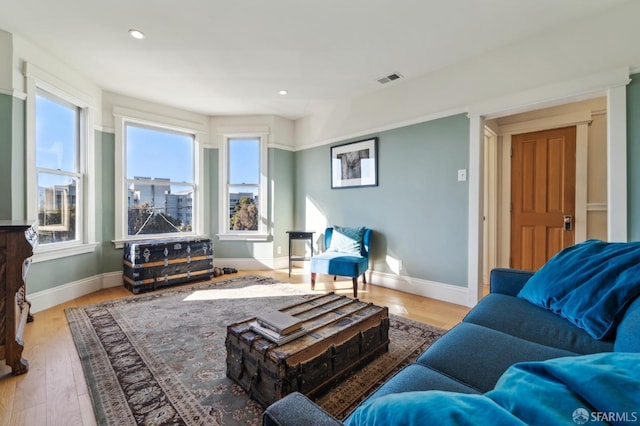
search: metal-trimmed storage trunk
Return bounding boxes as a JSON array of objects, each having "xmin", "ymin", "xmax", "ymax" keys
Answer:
[
  {"xmin": 123, "ymin": 237, "xmax": 214, "ymax": 293},
  {"xmin": 225, "ymin": 293, "xmax": 389, "ymax": 407}
]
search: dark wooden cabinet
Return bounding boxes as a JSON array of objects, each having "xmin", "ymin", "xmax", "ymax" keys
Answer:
[{"xmin": 0, "ymin": 220, "xmax": 37, "ymax": 375}]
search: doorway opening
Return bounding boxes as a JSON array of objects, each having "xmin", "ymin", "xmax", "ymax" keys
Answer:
[{"xmin": 482, "ymin": 97, "xmax": 608, "ymax": 282}]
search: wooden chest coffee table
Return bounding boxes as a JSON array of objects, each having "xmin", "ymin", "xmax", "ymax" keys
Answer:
[{"xmin": 225, "ymin": 292, "xmax": 389, "ymax": 407}]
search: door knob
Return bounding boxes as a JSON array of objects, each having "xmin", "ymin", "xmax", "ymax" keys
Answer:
[{"xmin": 563, "ymin": 215, "xmax": 573, "ymax": 231}]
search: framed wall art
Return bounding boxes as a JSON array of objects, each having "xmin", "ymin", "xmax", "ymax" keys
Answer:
[{"xmin": 330, "ymin": 137, "xmax": 378, "ymax": 189}]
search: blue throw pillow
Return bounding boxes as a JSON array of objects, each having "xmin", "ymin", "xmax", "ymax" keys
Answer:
[
  {"xmin": 344, "ymin": 391, "xmax": 514, "ymax": 426},
  {"xmin": 345, "ymin": 353, "xmax": 640, "ymax": 426},
  {"xmin": 327, "ymin": 226, "xmax": 365, "ymax": 255},
  {"xmin": 517, "ymin": 239, "xmax": 640, "ymax": 340}
]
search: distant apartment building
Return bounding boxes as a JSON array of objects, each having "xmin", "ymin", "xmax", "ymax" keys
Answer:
[
  {"xmin": 166, "ymin": 191, "xmax": 193, "ymax": 226},
  {"xmin": 129, "ymin": 177, "xmax": 192, "ymax": 226},
  {"xmin": 38, "ymin": 181, "xmax": 77, "ymax": 232}
]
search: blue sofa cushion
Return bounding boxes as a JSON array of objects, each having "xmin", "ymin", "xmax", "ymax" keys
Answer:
[
  {"xmin": 327, "ymin": 226, "xmax": 366, "ymax": 255},
  {"xmin": 614, "ymin": 296, "xmax": 640, "ymax": 352},
  {"xmin": 489, "ymin": 268, "xmax": 533, "ymax": 296},
  {"xmin": 348, "ymin": 363, "xmax": 479, "ymax": 408},
  {"xmin": 464, "ymin": 293, "xmax": 614, "ymax": 354},
  {"xmin": 517, "ymin": 239, "xmax": 640, "ymax": 340},
  {"xmin": 345, "ymin": 352, "xmax": 640, "ymax": 426},
  {"xmin": 415, "ymin": 322, "xmax": 576, "ymax": 393}
]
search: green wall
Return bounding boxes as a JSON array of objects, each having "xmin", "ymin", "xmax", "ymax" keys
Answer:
[
  {"xmin": 204, "ymin": 147, "xmax": 217, "ymax": 239},
  {"xmin": 0, "ymin": 93, "xmax": 12, "ymax": 219},
  {"xmin": 0, "ymin": 93, "xmax": 24, "ymax": 219},
  {"xmin": 270, "ymin": 148, "xmax": 295, "ymax": 257},
  {"xmin": 294, "ymin": 114, "xmax": 470, "ymax": 287},
  {"xmin": 27, "ymin": 252, "xmax": 102, "ymax": 293},
  {"xmin": 628, "ymin": 73, "xmax": 640, "ymax": 241},
  {"xmin": 11, "ymin": 96, "xmax": 25, "ymax": 219},
  {"xmin": 96, "ymin": 131, "xmax": 122, "ymax": 273}
]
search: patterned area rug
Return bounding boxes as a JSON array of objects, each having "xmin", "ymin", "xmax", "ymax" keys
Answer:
[{"xmin": 66, "ymin": 275, "xmax": 444, "ymax": 425}]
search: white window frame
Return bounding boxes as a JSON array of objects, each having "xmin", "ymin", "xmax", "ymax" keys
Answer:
[
  {"xmin": 218, "ymin": 129, "xmax": 269, "ymax": 241},
  {"xmin": 113, "ymin": 107, "xmax": 206, "ymax": 247},
  {"xmin": 25, "ymin": 63, "xmax": 97, "ymax": 262}
]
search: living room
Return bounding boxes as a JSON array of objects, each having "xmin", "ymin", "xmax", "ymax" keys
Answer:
[
  {"xmin": 1, "ymin": 1, "xmax": 639, "ymax": 314},
  {"xmin": 1, "ymin": 1, "xmax": 640, "ymax": 424}
]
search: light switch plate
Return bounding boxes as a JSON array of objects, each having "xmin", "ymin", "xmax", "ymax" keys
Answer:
[{"xmin": 458, "ymin": 169, "xmax": 467, "ymax": 181}]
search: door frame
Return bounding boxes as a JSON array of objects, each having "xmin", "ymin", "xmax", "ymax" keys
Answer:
[
  {"xmin": 496, "ymin": 112, "xmax": 591, "ymax": 267},
  {"xmin": 467, "ymin": 67, "xmax": 629, "ymax": 307},
  {"xmin": 483, "ymin": 127, "xmax": 498, "ymax": 286}
]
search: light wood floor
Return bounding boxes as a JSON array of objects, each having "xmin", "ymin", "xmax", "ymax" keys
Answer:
[{"xmin": 0, "ymin": 269, "xmax": 470, "ymax": 426}]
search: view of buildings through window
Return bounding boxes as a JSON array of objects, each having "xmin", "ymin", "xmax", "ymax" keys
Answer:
[
  {"xmin": 35, "ymin": 91, "xmax": 81, "ymax": 245},
  {"xmin": 36, "ymin": 105, "xmax": 262, "ymax": 241},
  {"xmin": 125, "ymin": 124, "xmax": 195, "ymax": 236}
]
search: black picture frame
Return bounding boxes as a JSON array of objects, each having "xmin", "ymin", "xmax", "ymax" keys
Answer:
[{"xmin": 330, "ymin": 137, "xmax": 378, "ymax": 189}]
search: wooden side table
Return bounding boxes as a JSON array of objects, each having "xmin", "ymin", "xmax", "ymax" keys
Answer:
[{"xmin": 286, "ymin": 231, "xmax": 314, "ymax": 276}]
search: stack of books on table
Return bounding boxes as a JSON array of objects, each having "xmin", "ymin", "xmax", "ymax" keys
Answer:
[{"xmin": 250, "ymin": 310, "xmax": 307, "ymax": 345}]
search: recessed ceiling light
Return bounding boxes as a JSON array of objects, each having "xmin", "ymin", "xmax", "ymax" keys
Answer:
[
  {"xmin": 279, "ymin": 90, "xmax": 288, "ymax": 96},
  {"xmin": 128, "ymin": 29, "xmax": 145, "ymax": 40}
]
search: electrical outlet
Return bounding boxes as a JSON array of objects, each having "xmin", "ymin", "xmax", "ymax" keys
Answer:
[{"xmin": 277, "ymin": 246, "xmax": 282, "ymax": 255}]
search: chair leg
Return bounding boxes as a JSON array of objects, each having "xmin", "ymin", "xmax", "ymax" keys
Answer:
[
  {"xmin": 333, "ymin": 276, "xmax": 337, "ymax": 281},
  {"xmin": 311, "ymin": 273, "xmax": 316, "ymax": 290},
  {"xmin": 362, "ymin": 273, "xmax": 367, "ymax": 285},
  {"xmin": 352, "ymin": 277, "xmax": 358, "ymax": 298}
]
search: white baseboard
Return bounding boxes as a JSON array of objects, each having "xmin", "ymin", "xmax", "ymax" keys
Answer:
[
  {"xmin": 28, "ymin": 271, "xmax": 123, "ymax": 314},
  {"xmin": 369, "ymin": 271, "xmax": 470, "ymax": 307},
  {"xmin": 26, "ymin": 264, "xmax": 470, "ymax": 314},
  {"xmin": 214, "ymin": 256, "xmax": 290, "ymax": 271}
]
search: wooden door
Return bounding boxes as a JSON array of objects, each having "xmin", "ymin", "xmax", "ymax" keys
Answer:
[{"xmin": 510, "ymin": 126, "xmax": 576, "ymax": 271}]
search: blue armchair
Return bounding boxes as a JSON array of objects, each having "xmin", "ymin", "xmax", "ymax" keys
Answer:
[{"xmin": 310, "ymin": 227, "xmax": 372, "ymax": 298}]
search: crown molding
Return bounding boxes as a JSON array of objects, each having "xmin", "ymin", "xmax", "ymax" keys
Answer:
[{"xmin": 0, "ymin": 88, "xmax": 27, "ymax": 100}]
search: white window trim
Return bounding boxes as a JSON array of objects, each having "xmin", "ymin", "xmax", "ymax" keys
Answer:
[
  {"xmin": 218, "ymin": 130, "xmax": 269, "ymax": 241},
  {"xmin": 24, "ymin": 62, "xmax": 98, "ymax": 261},
  {"xmin": 113, "ymin": 106, "xmax": 207, "ymax": 248}
]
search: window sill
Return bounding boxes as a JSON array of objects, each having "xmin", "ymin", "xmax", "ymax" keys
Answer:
[
  {"xmin": 217, "ymin": 233, "xmax": 270, "ymax": 242},
  {"xmin": 33, "ymin": 242, "xmax": 99, "ymax": 263}
]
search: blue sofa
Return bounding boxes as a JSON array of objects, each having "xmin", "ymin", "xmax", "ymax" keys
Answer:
[{"xmin": 263, "ymin": 240, "xmax": 640, "ymax": 425}]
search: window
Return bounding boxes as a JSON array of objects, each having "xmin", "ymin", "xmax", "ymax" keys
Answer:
[
  {"xmin": 228, "ymin": 138, "xmax": 260, "ymax": 231},
  {"xmin": 34, "ymin": 90, "xmax": 83, "ymax": 245},
  {"xmin": 219, "ymin": 133, "xmax": 268, "ymax": 239},
  {"xmin": 124, "ymin": 123, "xmax": 196, "ymax": 238},
  {"xmin": 114, "ymin": 107, "xmax": 205, "ymax": 245},
  {"xmin": 25, "ymin": 62, "xmax": 97, "ymax": 260}
]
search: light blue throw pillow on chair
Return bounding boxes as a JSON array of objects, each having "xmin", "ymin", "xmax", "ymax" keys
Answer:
[{"xmin": 327, "ymin": 226, "xmax": 366, "ymax": 255}]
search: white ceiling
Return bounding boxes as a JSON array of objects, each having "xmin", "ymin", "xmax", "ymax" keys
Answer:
[{"xmin": 0, "ymin": 0, "xmax": 631, "ymax": 119}]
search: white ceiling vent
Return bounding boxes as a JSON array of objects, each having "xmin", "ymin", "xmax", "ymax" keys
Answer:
[{"xmin": 377, "ymin": 72, "xmax": 403, "ymax": 84}]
